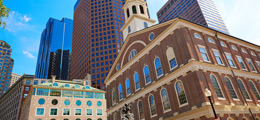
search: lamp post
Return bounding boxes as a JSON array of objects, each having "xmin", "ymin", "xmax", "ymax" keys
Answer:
[{"xmin": 205, "ymin": 88, "xmax": 218, "ymax": 119}]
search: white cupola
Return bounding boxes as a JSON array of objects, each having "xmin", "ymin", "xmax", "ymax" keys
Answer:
[{"xmin": 121, "ymin": 0, "xmax": 156, "ymax": 40}]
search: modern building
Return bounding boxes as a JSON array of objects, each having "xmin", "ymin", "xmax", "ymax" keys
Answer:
[
  {"xmin": 20, "ymin": 76, "xmax": 106, "ymax": 120},
  {"xmin": 0, "ymin": 40, "xmax": 14, "ymax": 95},
  {"xmin": 10, "ymin": 73, "xmax": 22, "ymax": 86},
  {"xmin": 35, "ymin": 18, "xmax": 73, "ymax": 80},
  {"xmin": 105, "ymin": 0, "xmax": 260, "ymax": 120},
  {"xmin": 157, "ymin": 0, "xmax": 229, "ymax": 34},
  {"xmin": 71, "ymin": 0, "xmax": 128, "ymax": 89}
]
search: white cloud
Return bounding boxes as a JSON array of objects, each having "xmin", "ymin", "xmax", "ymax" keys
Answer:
[
  {"xmin": 23, "ymin": 51, "xmax": 36, "ymax": 59},
  {"xmin": 2, "ymin": 11, "xmax": 36, "ymax": 33}
]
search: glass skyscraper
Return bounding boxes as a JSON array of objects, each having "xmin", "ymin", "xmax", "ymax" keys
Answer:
[
  {"xmin": 71, "ymin": 0, "xmax": 126, "ymax": 89},
  {"xmin": 157, "ymin": 0, "xmax": 229, "ymax": 34},
  {"xmin": 35, "ymin": 18, "xmax": 73, "ymax": 80},
  {"xmin": 0, "ymin": 40, "xmax": 14, "ymax": 95}
]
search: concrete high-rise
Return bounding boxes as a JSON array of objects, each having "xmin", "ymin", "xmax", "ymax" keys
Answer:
[
  {"xmin": 10, "ymin": 73, "xmax": 21, "ymax": 86},
  {"xmin": 0, "ymin": 40, "xmax": 14, "ymax": 95},
  {"xmin": 157, "ymin": 0, "xmax": 229, "ymax": 34},
  {"xmin": 71, "ymin": 0, "xmax": 127, "ymax": 89},
  {"xmin": 35, "ymin": 18, "xmax": 73, "ymax": 80}
]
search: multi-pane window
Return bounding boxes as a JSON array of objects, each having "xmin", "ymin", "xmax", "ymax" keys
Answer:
[
  {"xmin": 126, "ymin": 79, "xmax": 131, "ymax": 95},
  {"xmin": 199, "ymin": 47, "xmax": 209, "ymax": 61},
  {"xmin": 154, "ymin": 57, "xmax": 163, "ymax": 77},
  {"xmin": 86, "ymin": 109, "xmax": 92, "ymax": 115},
  {"xmin": 144, "ymin": 65, "xmax": 151, "ymax": 84},
  {"xmin": 226, "ymin": 54, "xmax": 235, "ymax": 67},
  {"xmin": 24, "ymin": 94, "xmax": 28, "ymax": 98},
  {"xmin": 50, "ymin": 89, "xmax": 61, "ymax": 97},
  {"xmin": 224, "ymin": 77, "xmax": 238, "ymax": 99},
  {"xmin": 220, "ymin": 41, "xmax": 226, "ymax": 47},
  {"xmin": 50, "ymin": 108, "xmax": 58, "ymax": 115},
  {"xmin": 36, "ymin": 88, "xmax": 49, "ymax": 96},
  {"xmin": 36, "ymin": 108, "xmax": 44, "ymax": 115},
  {"xmin": 134, "ymin": 72, "xmax": 140, "ymax": 90},
  {"xmin": 237, "ymin": 57, "xmax": 247, "ymax": 70},
  {"xmin": 129, "ymin": 49, "xmax": 137, "ymax": 61},
  {"xmin": 169, "ymin": 58, "xmax": 177, "ymax": 68},
  {"xmin": 231, "ymin": 45, "xmax": 237, "ymax": 50},
  {"xmin": 210, "ymin": 75, "xmax": 224, "ymax": 98},
  {"xmin": 249, "ymin": 81, "xmax": 260, "ymax": 100},
  {"xmin": 149, "ymin": 95, "xmax": 157, "ymax": 116},
  {"xmin": 25, "ymin": 87, "xmax": 30, "ymax": 91},
  {"xmin": 34, "ymin": 80, "xmax": 38, "ymax": 85},
  {"xmin": 75, "ymin": 109, "xmax": 81, "ymax": 115},
  {"xmin": 26, "ymin": 80, "xmax": 31, "ymax": 85},
  {"xmin": 119, "ymin": 84, "xmax": 123, "ymax": 100},
  {"xmin": 213, "ymin": 50, "xmax": 223, "ymax": 65},
  {"xmin": 208, "ymin": 38, "xmax": 215, "ymax": 43},
  {"xmin": 95, "ymin": 93, "xmax": 104, "ymax": 99},
  {"xmin": 256, "ymin": 62, "xmax": 260, "ymax": 70},
  {"xmin": 237, "ymin": 79, "xmax": 250, "ymax": 100},
  {"xmin": 247, "ymin": 59, "xmax": 256, "ymax": 71},
  {"xmin": 161, "ymin": 88, "xmax": 171, "ymax": 111},
  {"xmin": 63, "ymin": 109, "xmax": 70, "ymax": 115},
  {"xmin": 63, "ymin": 90, "xmax": 73, "ymax": 97},
  {"xmin": 112, "ymin": 89, "xmax": 116, "ymax": 105},
  {"xmin": 74, "ymin": 91, "xmax": 84, "ymax": 98},
  {"xmin": 194, "ymin": 33, "xmax": 201, "ymax": 39},
  {"xmin": 176, "ymin": 81, "xmax": 188, "ymax": 105},
  {"xmin": 85, "ymin": 92, "xmax": 93, "ymax": 98},
  {"xmin": 97, "ymin": 109, "xmax": 102, "ymax": 115},
  {"xmin": 166, "ymin": 47, "xmax": 177, "ymax": 69},
  {"xmin": 138, "ymin": 101, "xmax": 144, "ymax": 119}
]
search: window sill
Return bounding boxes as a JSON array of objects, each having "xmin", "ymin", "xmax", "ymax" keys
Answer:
[
  {"xmin": 163, "ymin": 109, "xmax": 172, "ymax": 113},
  {"xmin": 217, "ymin": 97, "xmax": 226, "ymax": 100},
  {"xmin": 151, "ymin": 114, "xmax": 157, "ymax": 118},
  {"xmin": 179, "ymin": 103, "xmax": 188, "ymax": 108}
]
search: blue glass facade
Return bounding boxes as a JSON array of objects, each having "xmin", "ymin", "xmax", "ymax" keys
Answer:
[
  {"xmin": 157, "ymin": 0, "xmax": 229, "ymax": 34},
  {"xmin": 35, "ymin": 18, "xmax": 73, "ymax": 80}
]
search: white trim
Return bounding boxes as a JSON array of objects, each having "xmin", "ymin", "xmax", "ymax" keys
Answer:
[
  {"xmin": 118, "ymin": 84, "xmax": 123, "ymax": 101},
  {"xmin": 174, "ymin": 80, "xmax": 189, "ymax": 107},
  {"xmin": 148, "ymin": 94, "xmax": 157, "ymax": 118},
  {"xmin": 251, "ymin": 51, "xmax": 256, "ymax": 56},
  {"xmin": 74, "ymin": 108, "xmax": 82, "ymax": 116},
  {"xmin": 96, "ymin": 108, "xmax": 103, "ymax": 116},
  {"xmin": 236, "ymin": 55, "xmax": 248, "ymax": 71},
  {"xmin": 220, "ymin": 41, "xmax": 227, "ymax": 47},
  {"xmin": 86, "ymin": 108, "xmax": 93, "ymax": 116},
  {"xmin": 249, "ymin": 80, "xmax": 260, "ymax": 101},
  {"xmin": 208, "ymin": 37, "xmax": 215, "ymax": 44},
  {"xmin": 49, "ymin": 107, "xmax": 58, "ymax": 116},
  {"xmin": 246, "ymin": 58, "xmax": 257, "ymax": 73},
  {"xmin": 137, "ymin": 100, "xmax": 145, "ymax": 120},
  {"xmin": 125, "ymin": 78, "xmax": 131, "ymax": 97},
  {"xmin": 241, "ymin": 48, "xmax": 248, "ymax": 54},
  {"xmin": 231, "ymin": 45, "xmax": 237, "ymax": 51},
  {"xmin": 62, "ymin": 108, "xmax": 70, "ymax": 116},
  {"xmin": 154, "ymin": 57, "xmax": 164, "ymax": 79},
  {"xmin": 112, "ymin": 88, "xmax": 116, "ymax": 106},
  {"xmin": 210, "ymin": 74, "xmax": 225, "ymax": 99},
  {"xmin": 194, "ymin": 33, "xmax": 202, "ymax": 39},
  {"xmin": 149, "ymin": 32, "xmax": 155, "ymax": 41},
  {"xmin": 224, "ymin": 76, "xmax": 239, "ymax": 101},
  {"xmin": 225, "ymin": 53, "xmax": 237, "ymax": 68},
  {"xmin": 134, "ymin": 72, "xmax": 141, "ymax": 91},
  {"xmin": 143, "ymin": 65, "xmax": 152, "ymax": 85},
  {"xmin": 198, "ymin": 45, "xmax": 211, "ymax": 63},
  {"xmin": 160, "ymin": 88, "xmax": 172, "ymax": 113},
  {"xmin": 237, "ymin": 79, "xmax": 252, "ymax": 100},
  {"xmin": 212, "ymin": 49, "xmax": 224, "ymax": 66},
  {"xmin": 35, "ymin": 107, "xmax": 45, "ymax": 116}
]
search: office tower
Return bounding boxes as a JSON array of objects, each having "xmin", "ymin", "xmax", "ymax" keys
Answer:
[
  {"xmin": 0, "ymin": 40, "xmax": 14, "ymax": 95},
  {"xmin": 71, "ymin": 0, "xmax": 127, "ymax": 89},
  {"xmin": 35, "ymin": 18, "xmax": 73, "ymax": 80},
  {"xmin": 10, "ymin": 73, "xmax": 21, "ymax": 86},
  {"xmin": 157, "ymin": 0, "xmax": 229, "ymax": 34}
]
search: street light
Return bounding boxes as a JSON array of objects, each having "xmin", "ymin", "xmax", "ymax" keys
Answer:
[{"xmin": 205, "ymin": 88, "xmax": 218, "ymax": 119}]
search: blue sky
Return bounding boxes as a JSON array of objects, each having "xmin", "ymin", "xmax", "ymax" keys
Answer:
[{"xmin": 0, "ymin": 0, "xmax": 259, "ymax": 76}]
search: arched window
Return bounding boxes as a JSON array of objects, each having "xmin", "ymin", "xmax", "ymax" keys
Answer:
[
  {"xmin": 208, "ymin": 38, "xmax": 215, "ymax": 43},
  {"xmin": 127, "ymin": 8, "xmax": 130, "ymax": 18},
  {"xmin": 166, "ymin": 47, "xmax": 177, "ymax": 69},
  {"xmin": 87, "ymin": 119, "xmax": 92, "ymax": 120},
  {"xmin": 224, "ymin": 77, "xmax": 238, "ymax": 99},
  {"xmin": 126, "ymin": 79, "xmax": 131, "ymax": 95},
  {"xmin": 134, "ymin": 72, "xmax": 140, "ymax": 90},
  {"xmin": 144, "ymin": 65, "xmax": 151, "ymax": 84},
  {"xmin": 64, "ymin": 84, "xmax": 70, "ymax": 87},
  {"xmin": 144, "ymin": 22, "xmax": 148, "ymax": 28},
  {"xmin": 132, "ymin": 6, "xmax": 137, "ymax": 14},
  {"xmin": 128, "ymin": 26, "xmax": 131, "ymax": 33},
  {"xmin": 154, "ymin": 57, "xmax": 163, "ymax": 77},
  {"xmin": 112, "ymin": 88, "xmax": 116, "ymax": 104},
  {"xmin": 210, "ymin": 75, "xmax": 224, "ymax": 98},
  {"xmin": 129, "ymin": 49, "xmax": 137, "ymax": 61},
  {"xmin": 161, "ymin": 88, "xmax": 171, "ymax": 111},
  {"xmin": 175, "ymin": 81, "xmax": 188, "ymax": 105},
  {"xmin": 53, "ymin": 83, "xmax": 58, "ymax": 86},
  {"xmin": 138, "ymin": 101, "xmax": 144, "ymax": 119},
  {"xmin": 140, "ymin": 5, "xmax": 144, "ymax": 14},
  {"xmin": 149, "ymin": 95, "xmax": 157, "ymax": 116},
  {"xmin": 249, "ymin": 81, "xmax": 260, "ymax": 100},
  {"xmin": 237, "ymin": 79, "xmax": 250, "ymax": 100},
  {"xmin": 119, "ymin": 84, "xmax": 123, "ymax": 100},
  {"xmin": 194, "ymin": 33, "xmax": 201, "ymax": 39}
]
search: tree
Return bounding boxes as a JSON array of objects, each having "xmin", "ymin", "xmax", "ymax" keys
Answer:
[{"xmin": 0, "ymin": 0, "xmax": 10, "ymax": 29}]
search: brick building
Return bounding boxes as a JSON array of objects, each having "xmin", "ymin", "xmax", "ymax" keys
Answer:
[{"xmin": 104, "ymin": 0, "xmax": 260, "ymax": 119}]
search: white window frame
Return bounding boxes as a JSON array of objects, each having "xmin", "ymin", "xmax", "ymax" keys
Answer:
[
  {"xmin": 86, "ymin": 109, "xmax": 93, "ymax": 116},
  {"xmin": 212, "ymin": 49, "xmax": 224, "ymax": 66},
  {"xmin": 137, "ymin": 100, "xmax": 145, "ymax": 120},
  {"xmin": 96, "ymin": 109, "xmax": 103, "ymax": 116},
  {"xmin": 208, "ymin": 37, "xmax": 215, "ymax": 44},
  {"xmin": 224, "ymin": 76, "xmax": 239, "ymax": 101},
  {"xmin": 225, "ymin": 53, "xmax": 236, "ymax": 68},
  {"xmin": 50, "ymin": 108, "xmax": 58, "ymax": 116},
  {"xmin": 194, "ymin": 33, "xmax": 201, "ymax": 39},
  {"xmin": 238, "ymin": 79, "xmax": 252, "ymax": 101},
  {"xmin": 148, "ymin": 94, "xmax": 157, "ymax": 118},
  {"xmin": 198, "ymin": 45, "xmax": 211, "ymax": 63},
  {"xmin": 236, "ymin": 56, "xmax": 247, "ymax": 71},
  {"xmin": 125, "ymin": 78, "xmax": 131, "ymax": 97},
  {"xmin": 160, "ymin": 88, "xmax": 171, "ymax": 113},
  {"xmin": 174, "ymin": 80, "xmax": 189, "ymax": 107},
  {"xmin": 118, "ymin": 84, "xmax": 123, "ymax": 102},
  {"xmin": 231, "ymin": 45, "xmax": 237, "ymax": 50},
  {"xmin": 74, "ymin": 108, "xmax": 82, "ymax": 116},
  {"xmin": 256, "ymin": 61, "xmax": 260, "ymax": 70},
  {"xmin": 251, "ymin": 51, "xmax": 256, "ymax": 56},
  {"xmin": 154, "ymin": 57, "xmax": 164, "ymax": 79},
  {"xmin": 62, "ymin": 108, "xmax": 70, "ymax": 116},
  {"xmin": 249, "ymin": 80, "xmax": 260, "ymax": 102},
  {"xmin": 241, "ymin": 48, "xmax": 247, "ymax": 54},
  {"xmin": 246, "ymin": 58, "xmax": 257, "ymax": 73},
  {"xmin": 143, "ymin": 65, "xmax": 151, "ymax": 86},
  {"xmin": 220, "ymin": 41, "xmax": 227, "ymax": 47},
  {"xmin": 134, "ymin": 72, "xmax": 140, "ymax": 91},
  {"xmin": 35, "ymin": 107, "xmax": 45, "ymax": 116},
  {"xmin": 210, "ymin": 74, "xmax": 226, "ymax": 100}
]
